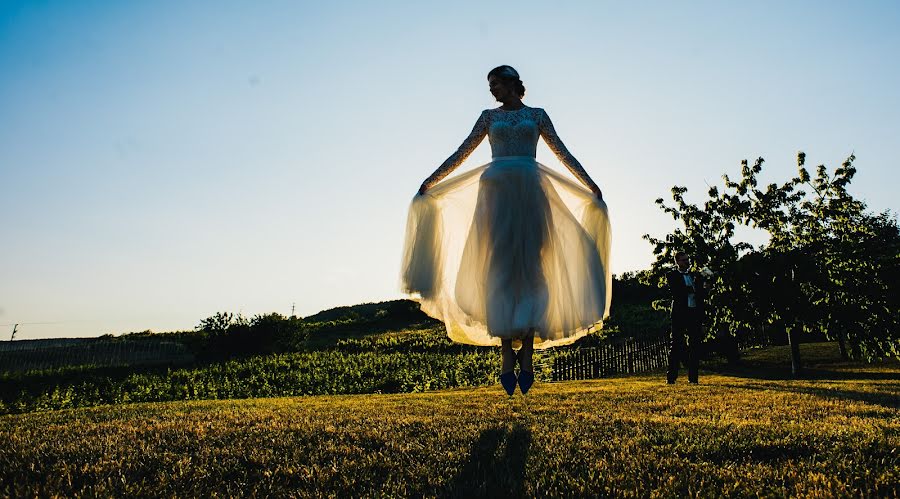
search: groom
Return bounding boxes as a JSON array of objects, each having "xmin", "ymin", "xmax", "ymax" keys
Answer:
[{"xmin": 666, "ymin": 251, "xmax": 708, "ymax": 384}]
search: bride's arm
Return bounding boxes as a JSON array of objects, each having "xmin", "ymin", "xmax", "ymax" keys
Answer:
[
  {"xmin": 419, "ymin": 111, "xmax": 489, "ymax": 194},
  {"xmin": 538, "ymin": 109, "xmax": 602, "ymax": 198}
]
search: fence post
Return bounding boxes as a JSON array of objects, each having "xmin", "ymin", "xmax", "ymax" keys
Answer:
[
  {"xmin": 580, "ymin": 350, "xmax": 585, "ymax": 380},
  {"xmin": 585, "ymin": 349, "xmax": 590, "ymax": 379},
  {"xmin": 618, "ymin": 343, "xmax": 623, "ymax": 374},
  {"xmin": 574, "ymin": 351, "xmax": 579, "ymax": 380},
  {"xmin": 627, "ymin": 343, "xmax": 634, "ymax": 374},
  {"xmin": 604, "ymin": 345, "xmax": 609, "ymax": 377},
  {"xmin": 572, "ymin": 352, "xmax": 577, "ymax": 380},
  {"xmin": 637, "ymin": 341, "xmax": 642, "ymax": 372}
]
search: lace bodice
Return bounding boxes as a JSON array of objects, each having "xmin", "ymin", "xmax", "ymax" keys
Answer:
[{"xmin": 421, "ymin": 106, "xmax": 600, "ymax": 194}]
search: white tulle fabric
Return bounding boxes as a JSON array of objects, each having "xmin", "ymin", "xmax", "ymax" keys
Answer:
[{"xmin": 401, "ymin": 107, "xmax": 611, "ymax": 349}]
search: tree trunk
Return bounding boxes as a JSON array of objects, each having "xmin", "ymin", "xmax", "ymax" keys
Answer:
[
  {"xmin": 787, "ymin": 327, "xmax": 803, "ymax": 378},
  {"xmin": 721, "ymin": 330, "xmax": 741, "ymax": 366},
  {"xmin": 837, "ymin": 335, "xmax": 849, "ymax": 360}
]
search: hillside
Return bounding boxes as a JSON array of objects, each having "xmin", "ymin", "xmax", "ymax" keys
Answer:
[{"xmin": 1, "ymin": 343, "xmax": 897, "ymax": 497}]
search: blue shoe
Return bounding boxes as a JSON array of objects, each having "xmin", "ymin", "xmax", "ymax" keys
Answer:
[
  {"xmin": 518, "ymin": 370, "xmax": 534, "ymax": 395},
  {"xmin": 499, "ymin": 371, "xmax": 517, "ymax": 396}
]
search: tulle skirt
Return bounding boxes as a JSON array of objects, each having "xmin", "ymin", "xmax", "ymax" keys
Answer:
[{"xmin": 401, "ymin": 156, "xmax": 611, "ymax": 349}]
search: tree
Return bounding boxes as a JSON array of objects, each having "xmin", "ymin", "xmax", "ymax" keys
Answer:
[
  {"xmin": 249, "ymin": 313, "xmax": 309, "ymax": 353},
  {"xmin": 646, "ymin": 152, "xmax": 900, "ymax": 373},
  {"xmin": 196, "ymin": 312, "xmax": 249, "ymax": 337},
  {"xmin": 196, "ymin": 311, "xmax": 310, "ymax": 358},
  {"xmin": 643, "ymin": 162, "xmax": 758, "ymax": 365}
]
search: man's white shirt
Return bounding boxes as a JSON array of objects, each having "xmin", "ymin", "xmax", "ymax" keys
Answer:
[{"xmin": 682, "ymin": 272, "xmax": 697, "ymax": 308}]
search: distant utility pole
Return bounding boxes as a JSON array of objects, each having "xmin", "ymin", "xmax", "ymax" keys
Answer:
[
  {"xmin": 10, "ymin": 324, "xmax": 18, "ymax": 341},
  {"xmin": 291, "ymin": 303, "xmax": 296, "ymax": 318}
]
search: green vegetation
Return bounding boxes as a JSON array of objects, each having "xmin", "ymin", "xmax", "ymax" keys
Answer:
[
  {"xmin": 0, "ymin": 325, "xmax": 504, "ymax": 415},
  {"xmin": 0, "ymin": 296, "xmax": 650, "ymax": 415},
  {"xmin": 1, "ymin": 343, "xmax": 896, "ymax": 497},
  {"xmin": 146, "ymin": 299, "xmax": 439, "ymax": 359}
]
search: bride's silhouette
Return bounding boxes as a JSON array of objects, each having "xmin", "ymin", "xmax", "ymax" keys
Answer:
[{"xmin": 401, "ymin": 65, "xmax": 611, "ymax": 395}]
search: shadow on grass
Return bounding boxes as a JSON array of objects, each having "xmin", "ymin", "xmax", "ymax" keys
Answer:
[
  {"xmin": 703, "ymin": 342, "xmax": 900, "ymax": 410},
  {"xmin": 704, "ymin": 342, "xmax": 900, "ymax": 383},
  {"xmin": 716, "ymin": 379, "xmax": 900, "ymax": 410},
  {"xmin": 709, "ymin": 363, "xmax": 900, "ymax": 382},
  {"xmin": 446, "ymin": 425, "xmax": 531, "ymax": 498}
]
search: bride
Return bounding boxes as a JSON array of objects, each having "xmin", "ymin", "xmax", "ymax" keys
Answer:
[{"xmin": 401, "ymin": 65, "xmax": 612, "ymax": 395}]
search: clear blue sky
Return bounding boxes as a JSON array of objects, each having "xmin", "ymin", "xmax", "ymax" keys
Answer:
[{"xmin": 2, "ymin": 0, "xmax": 898, "ymax": 339}]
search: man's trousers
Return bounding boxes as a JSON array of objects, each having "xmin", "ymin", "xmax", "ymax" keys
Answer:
[{"xmin": 667, "ymin": 308, "xmax": 702, "ymax": 383}]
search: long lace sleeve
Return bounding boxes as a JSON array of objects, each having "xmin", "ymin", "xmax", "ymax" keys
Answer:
[
  {"xmin": 539, "ymin": 109, "xmax": 601, "ymax": 195},
  {"xmin": 421, "ymin": 111, "xmax": 489, "ymax": 192}
]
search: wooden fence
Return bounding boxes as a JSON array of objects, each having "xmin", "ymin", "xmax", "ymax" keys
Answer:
[
  {"xmin": 551, "ymin": 337, "xmax": 670, "ymax": 382},
  {"xmin": 549, "ymin": 327, "xmax": 785, "ymax": 382}
]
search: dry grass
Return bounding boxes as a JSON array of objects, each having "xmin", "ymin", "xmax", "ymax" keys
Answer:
[{"xmin": 1, "ymin": 343, "xmax": 897, "ymax": 497}]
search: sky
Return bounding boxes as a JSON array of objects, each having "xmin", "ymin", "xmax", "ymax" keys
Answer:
[{"xmin": 1, "ymin": 0, "xmax": 898, "ymax": 339}]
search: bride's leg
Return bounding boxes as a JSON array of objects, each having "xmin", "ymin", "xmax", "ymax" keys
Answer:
[
  {"xmin": 501, "ymin": 339, "xmax": 515, "ymax": 373},
  {"xmin": 517, "ymin": 330, "xmax": 536, "ymax": 394},
  {"xmin": 499, "ymin": 339, "xmax": 518, "ymax": 396},
  {"xmin": 521, "ymin": 332, "xmax": 535, "ymax": 372}
]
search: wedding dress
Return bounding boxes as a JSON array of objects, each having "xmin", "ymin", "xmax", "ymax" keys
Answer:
[{"xmin": 401, "ymin": 106, "xmax": 611, "ymax": 349}]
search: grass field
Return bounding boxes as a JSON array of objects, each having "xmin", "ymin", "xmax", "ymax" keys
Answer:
[{"xmin": 1, "ymin": 343, "xmax": 897, "ymax": 497}]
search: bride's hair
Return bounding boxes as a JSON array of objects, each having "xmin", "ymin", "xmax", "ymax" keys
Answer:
[{"xmin": 488, "ymin": 65, "xmax": 526, "ymax": 98}]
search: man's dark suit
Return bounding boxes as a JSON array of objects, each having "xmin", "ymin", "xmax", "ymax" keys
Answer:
[{"xmin": 666, "ymin": 269, "xmax": 707, "ymax": 383}]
